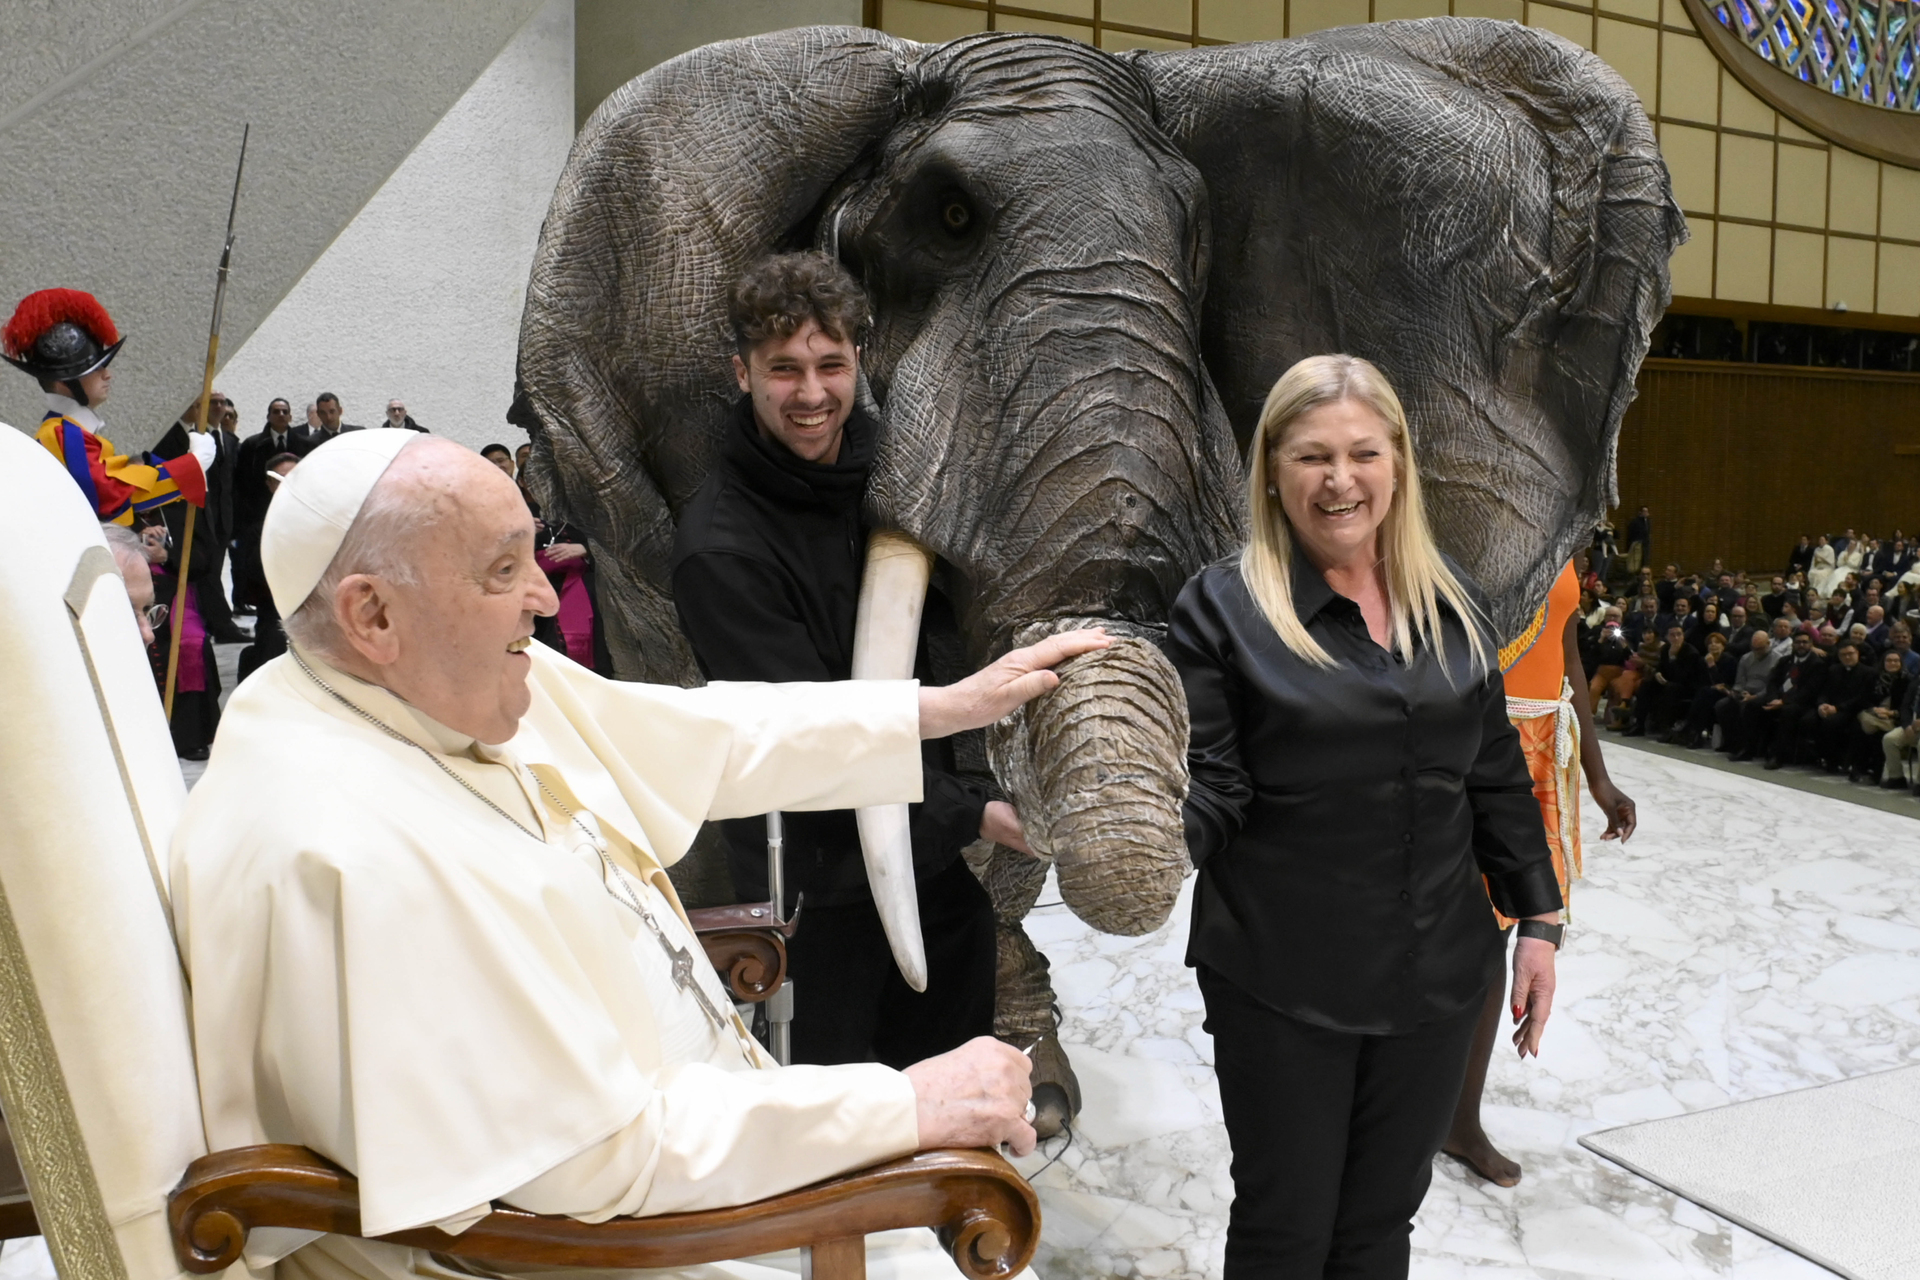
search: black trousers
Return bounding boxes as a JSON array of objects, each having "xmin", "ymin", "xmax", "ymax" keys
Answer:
[
  {"xmin": 1200, "ymin": 968, "xmax": 1484, "ymax": 1279},
  {"xmin": 786, "ymin": 856, "xmax": 995, "ymax": 1069}
]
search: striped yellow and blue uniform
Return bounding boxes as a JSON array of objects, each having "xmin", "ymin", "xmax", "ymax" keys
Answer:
[{"xmin": 36, "ymin": 411, "xmax": 205, "ymax": 525}]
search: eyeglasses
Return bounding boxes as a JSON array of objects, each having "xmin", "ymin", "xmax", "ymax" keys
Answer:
[{"xmin": 143, "ymin": 603, "xmax": 169, "ymax": 627}]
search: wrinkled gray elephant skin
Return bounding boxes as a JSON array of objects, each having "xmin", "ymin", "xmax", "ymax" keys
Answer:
[{"xmin": 511, "ymin": 23, "xmax": 1681, "ymax": 949}]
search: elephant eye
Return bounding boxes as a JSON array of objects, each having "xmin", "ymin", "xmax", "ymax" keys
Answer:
[{"xmin": 941, "ymin": 200, "xmax": 971, "ymax": 234}]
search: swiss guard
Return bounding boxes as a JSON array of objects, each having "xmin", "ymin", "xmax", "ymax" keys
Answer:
[{"xmin": 3, "ymin": 288, "xmax": 214, "ymax": 523}]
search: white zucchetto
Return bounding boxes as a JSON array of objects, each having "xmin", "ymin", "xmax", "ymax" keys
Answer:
[{"xmin": 260, "ymin": 428, "xmax": 417, "ymax": 617}]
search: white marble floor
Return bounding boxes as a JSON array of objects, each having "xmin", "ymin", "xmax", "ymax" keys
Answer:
[{"xmin": 1011, "ymin": 743, "xmax": 1920, "ymax": 1280}]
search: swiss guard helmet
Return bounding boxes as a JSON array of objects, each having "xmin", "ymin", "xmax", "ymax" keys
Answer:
[{"xmin": 2, "ymin": 289, "xmax": 127, "ymax": 406}]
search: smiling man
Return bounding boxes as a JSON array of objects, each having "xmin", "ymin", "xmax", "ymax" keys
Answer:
[
  {"xmin": 172, "ymin": 428, "xmax": 1101, "ymax": 1280},
  {"xmin": 670, "ymin": 253, "xmax": 1037, "ymax": 1079}
]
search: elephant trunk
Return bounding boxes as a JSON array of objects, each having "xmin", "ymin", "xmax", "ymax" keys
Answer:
[
  {"xmin": 849, "ymin": 531, "xmax": 934, "ymax": 991},
  {"xmin": 986, "ymin": 618, "xmax": 1189, "ymax": 937}
]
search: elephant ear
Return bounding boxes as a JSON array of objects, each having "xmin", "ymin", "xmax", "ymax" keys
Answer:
[
  {"xmin": 1134, "ymin": 20, "xmax": 1684, "ymax": 638},
  {"xmin": 512, "ymin": 27, "xmax": 911, "ymax": 682}
]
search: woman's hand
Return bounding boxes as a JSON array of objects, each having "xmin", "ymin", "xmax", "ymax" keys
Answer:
[
  {"xmin": 1511, "ymin": 933, "xmax": 1557, "ymax": 1058},
  {"xmin": 1588, "ymin": 776, "xmax": 1636, "ymax": 842},
  {"xmin": 980, "ymin": 800, "xmax": 1036, "ymax": 857}
]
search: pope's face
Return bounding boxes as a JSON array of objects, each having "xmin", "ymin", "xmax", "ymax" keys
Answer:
[{"xmin": 375, "ymin": 445, "xmax": 558, "ymax": 743}]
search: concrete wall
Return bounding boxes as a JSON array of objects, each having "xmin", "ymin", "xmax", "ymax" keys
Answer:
[
  {"xmin": 0, "ymin": 0, "xmax": 544, "ymax": 447},
  {"xmin": 575, "ymin": 0, "xmax": 864, "ymax": 127},
  {"xmin": 215, "ymin": 0, "xmax": 576, "ymax": 452}
]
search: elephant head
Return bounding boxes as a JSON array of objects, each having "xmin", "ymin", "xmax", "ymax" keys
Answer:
[{"xmin": 511, "ymin": 21, "xmax": 1681, "ymax": 945}]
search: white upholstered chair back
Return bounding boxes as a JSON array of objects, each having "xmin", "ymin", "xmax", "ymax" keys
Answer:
[{"xmin": 0, "ymin": 427, "xmax": 209, "ymax": 1280}]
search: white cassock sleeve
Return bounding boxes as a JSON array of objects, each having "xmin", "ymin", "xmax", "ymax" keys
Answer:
[
  {"xmin": 517, "ymin": 642, "xmax": 926, "ymax": 867},
  {"xmin": 498, "ymin": 1061, "xmax": 920, "ymax": 1222}
]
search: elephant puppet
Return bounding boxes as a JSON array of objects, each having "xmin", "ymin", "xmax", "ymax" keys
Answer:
[{"xmin": 511, "ymin": 20, "xmax": 1682, "ymax": 1128}]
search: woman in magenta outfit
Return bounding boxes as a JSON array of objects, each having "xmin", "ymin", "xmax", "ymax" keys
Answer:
[
  {"xmin": 147, "ymin": 548, "xmax": 221, "ymax": 759},
  {"xmin": 536, "ymin": 533, "xmax": 596, "ymax": 667},
  {"xmin": 533, "ymin": 520, "xmax": 613, "ymax": 675}
]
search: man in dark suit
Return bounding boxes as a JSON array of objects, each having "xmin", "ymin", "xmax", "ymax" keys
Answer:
[
  {"xmin": 1761, "ymin": 576, "xmax": 1791, "ymax": 620},
  {"xmin": 233, "ymin": 398, "xmax": 312, "ymax": 611},
  {"xmin": 159, "ymin": 391, "xmax": 246, "ymax": 643},
  {"xmin": 1733, "ymin": 630, "xmax": 1824, "ymax": 765},
  {"xmin": 1802, "ymin": 641, "xmax": 1876, "ymax": 771},
  {"xmin": 306, "ymin": 391, "xmax": 363, "ymax": 445},
  {"xmin": 1624, "ymin": 505, "xmax": 1652, "ymax": 574}
]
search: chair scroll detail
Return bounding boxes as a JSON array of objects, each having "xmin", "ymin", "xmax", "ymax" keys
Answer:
[
  {"xmin": 686, "ymin": 901, "xmax": 795, "ymax": 1004},
  {"xmin": 169, "ymin": 1144, "xmax": 1040, "ymax": 1280}
]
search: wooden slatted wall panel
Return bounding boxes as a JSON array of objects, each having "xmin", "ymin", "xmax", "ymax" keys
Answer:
[{"xmin": 1612, "ymin": 359, "xmax": 1920, "ymax": 575}]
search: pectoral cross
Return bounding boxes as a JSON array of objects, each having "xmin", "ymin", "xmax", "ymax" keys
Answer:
[{"xmin": 660, "ymin": 932, "xmax": 728, "ymax": 1028}]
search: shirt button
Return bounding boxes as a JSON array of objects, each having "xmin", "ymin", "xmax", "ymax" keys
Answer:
[
  {"xmin": 1403, "ymin": 833, "xmax": 1413, "ymax": 844},
  {"xmin": 1400, "ymin": 891, "xmax": 1410, "ymax": 901},
  {"xmin": 1404, "ymin": 705, "xmax": 1413, "ymax": 717}
]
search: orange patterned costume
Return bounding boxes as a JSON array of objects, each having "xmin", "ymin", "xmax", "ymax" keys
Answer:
[{"xmin": 1493, "ymin": 560, "xmax": 1582, "ymax": 926}]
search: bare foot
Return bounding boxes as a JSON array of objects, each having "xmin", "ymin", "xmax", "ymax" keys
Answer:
[{"xmin": 1442, "ymin": 1129, "xmax": 1522, "ymax": 1187}]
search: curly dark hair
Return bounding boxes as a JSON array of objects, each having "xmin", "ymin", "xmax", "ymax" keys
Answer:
[{"xmin": 728, "ymin": 253, "xmax": 869, "ymax": 355}]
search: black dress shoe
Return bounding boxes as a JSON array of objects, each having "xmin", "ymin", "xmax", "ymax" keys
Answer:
[
  {"xmin": 1763, "ymin": 757, "xmax": 1784, "ymax": 770},
  {"xmin": 180, "ymin": 745, "xmax": 210, "ymax": 762},
  {"xmin": 1730, "ymin": 749, "xmax": 1755, "ymax": 762},
  {"xmin": 1883, "ymin": 776, "xmax": 1913, "ymax": 790}
]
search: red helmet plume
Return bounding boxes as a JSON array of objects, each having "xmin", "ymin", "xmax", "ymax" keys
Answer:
[{"xmin": 3, "ymin": 289, "xmax": 120, "ymax": 359}]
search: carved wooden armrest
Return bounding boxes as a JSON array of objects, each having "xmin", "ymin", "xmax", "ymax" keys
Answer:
[
  {"xmin": 170, "ymin": 1144, "xmax": 1038, "ymax": 1280},
  {"xmin": 686, "ymin": 901, "xmax": 798, "ymax": 1004}
]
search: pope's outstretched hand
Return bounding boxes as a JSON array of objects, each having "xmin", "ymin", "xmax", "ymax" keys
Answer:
[
  {"xmin": 918, "ymin": 628, "xmax": 1109, "ymax": 740},
  {"xmin": 905, "ymin": 1037, "xmax": 1037, "ymax": 1157}
]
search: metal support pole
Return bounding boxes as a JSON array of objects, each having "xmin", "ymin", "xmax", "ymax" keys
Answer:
[{"xmin": 766, "ymin": 811, "xmax": 792, "ymax": 1065}]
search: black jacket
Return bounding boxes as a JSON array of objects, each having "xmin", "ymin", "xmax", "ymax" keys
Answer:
[
  {"xmin": 1648, "ymin": 642, "xmax": 1708, "ymax": 697},
  {"xmin": 671, "ymin": 397, "xmax": 987, "ymax": 907},
  {"xmin": 1767, "ymin": 649, "xmax": 1826, "ymax": 706},
  {"xmin": 1169, "ymin": 557, "xmax": 1561, "ymax": 1036},
  {"xmin": 234, "ymin": 426, "xmax": 313, "ymax": 532},
  {"xmin": 1816, "ymin": 660, "xmax": 1877, "ymax": 715},
  {"xmin": 155, "ymin": 420, "xmax": 238, "ymax": 547}
]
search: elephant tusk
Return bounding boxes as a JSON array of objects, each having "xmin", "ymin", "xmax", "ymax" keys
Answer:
[{"xmin": 851, "ymin": 530, "xmax": 934, "ymax": 992}]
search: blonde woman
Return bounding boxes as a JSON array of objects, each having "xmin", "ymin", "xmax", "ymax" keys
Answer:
[{"xmin": 1169, "ymin": 356, "xmax": 1562, "ymax": 1277}]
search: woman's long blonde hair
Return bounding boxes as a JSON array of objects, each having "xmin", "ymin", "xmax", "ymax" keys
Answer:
[{"xmin": 1240, "ymin": 354, "xmax": 1490, "ymax": 673}]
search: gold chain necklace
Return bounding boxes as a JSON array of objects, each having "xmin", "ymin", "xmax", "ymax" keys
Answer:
[{"xmin": 291, "ymin": 648, "xmax": 754, "ymax": 1053}]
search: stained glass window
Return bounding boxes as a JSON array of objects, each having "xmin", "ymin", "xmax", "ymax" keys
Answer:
[{"xmin": 1714, "ymin": 0, "xmax": 1920, "ymax": 109}]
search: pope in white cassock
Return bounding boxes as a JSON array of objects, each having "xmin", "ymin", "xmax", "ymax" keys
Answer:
[{"xmin": 170, "ymin": 430, "xmax": 1104, "ymax": 1280}]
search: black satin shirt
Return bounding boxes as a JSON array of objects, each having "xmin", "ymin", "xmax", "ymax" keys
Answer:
[{"xmin": 1169, "ymin": 557, "xmax": 1561, "ymax": 1035}]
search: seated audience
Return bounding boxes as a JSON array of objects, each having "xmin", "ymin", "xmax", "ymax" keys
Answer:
[
  {"xmin": 1602, "ymin": 632, "xmax": 1664, "ymax": 730},
  {"xmin": 1890, "ymin": 622, "xmax": 1918, "ymax": 675},
  {"xmin": 1626, "ymin": 625, "xmax": 1704, "ymax": 739},
  {"xmin": 1761, "ymin": 576, "xmax": 1790, "ymax": 620},
  {"xmin": 1825, "ymin": 590, "xmax": 1854, "ymax": 632},
  {"xmin": 1853, "ymin": 648, "xmax": 1912, "ymax": 783},
  {"xmin": 1725, "ymin": 604, "xmax": 1755, "ymax": 653},
  {"xmin": 100, "ymin": 523, "xmax": 160, "ymax": 649},
  {"xmin": 1733, "ymin": 630, "xmax": 1823, "ymax": 767},
  {"xmin": 1672, "ymin": 630, "xmax": 1735, "ymax": 747},
  {"xmin": 1800, "ymin": 640, "xmax": 1875, "ymax": 773},
  {"xmin": 1586, "ymin": 606, "xmax": 1629, "ymax": 704},
  {"xmin": 1622, "ymin": 594, "xmax": 1661, "ymax": 648},
  {"xmin": 1711, "ymin": 629, "xmax": 1781, "ymax": 756},
  {"xmin": 1880, "ymin": 666, "xmax": 1920, "ymax": 792}
]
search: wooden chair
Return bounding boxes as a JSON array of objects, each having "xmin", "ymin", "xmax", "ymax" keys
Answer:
[{"xmin": 0, "ymin": 428, "xmax": 1038, "ymax": 1280}]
